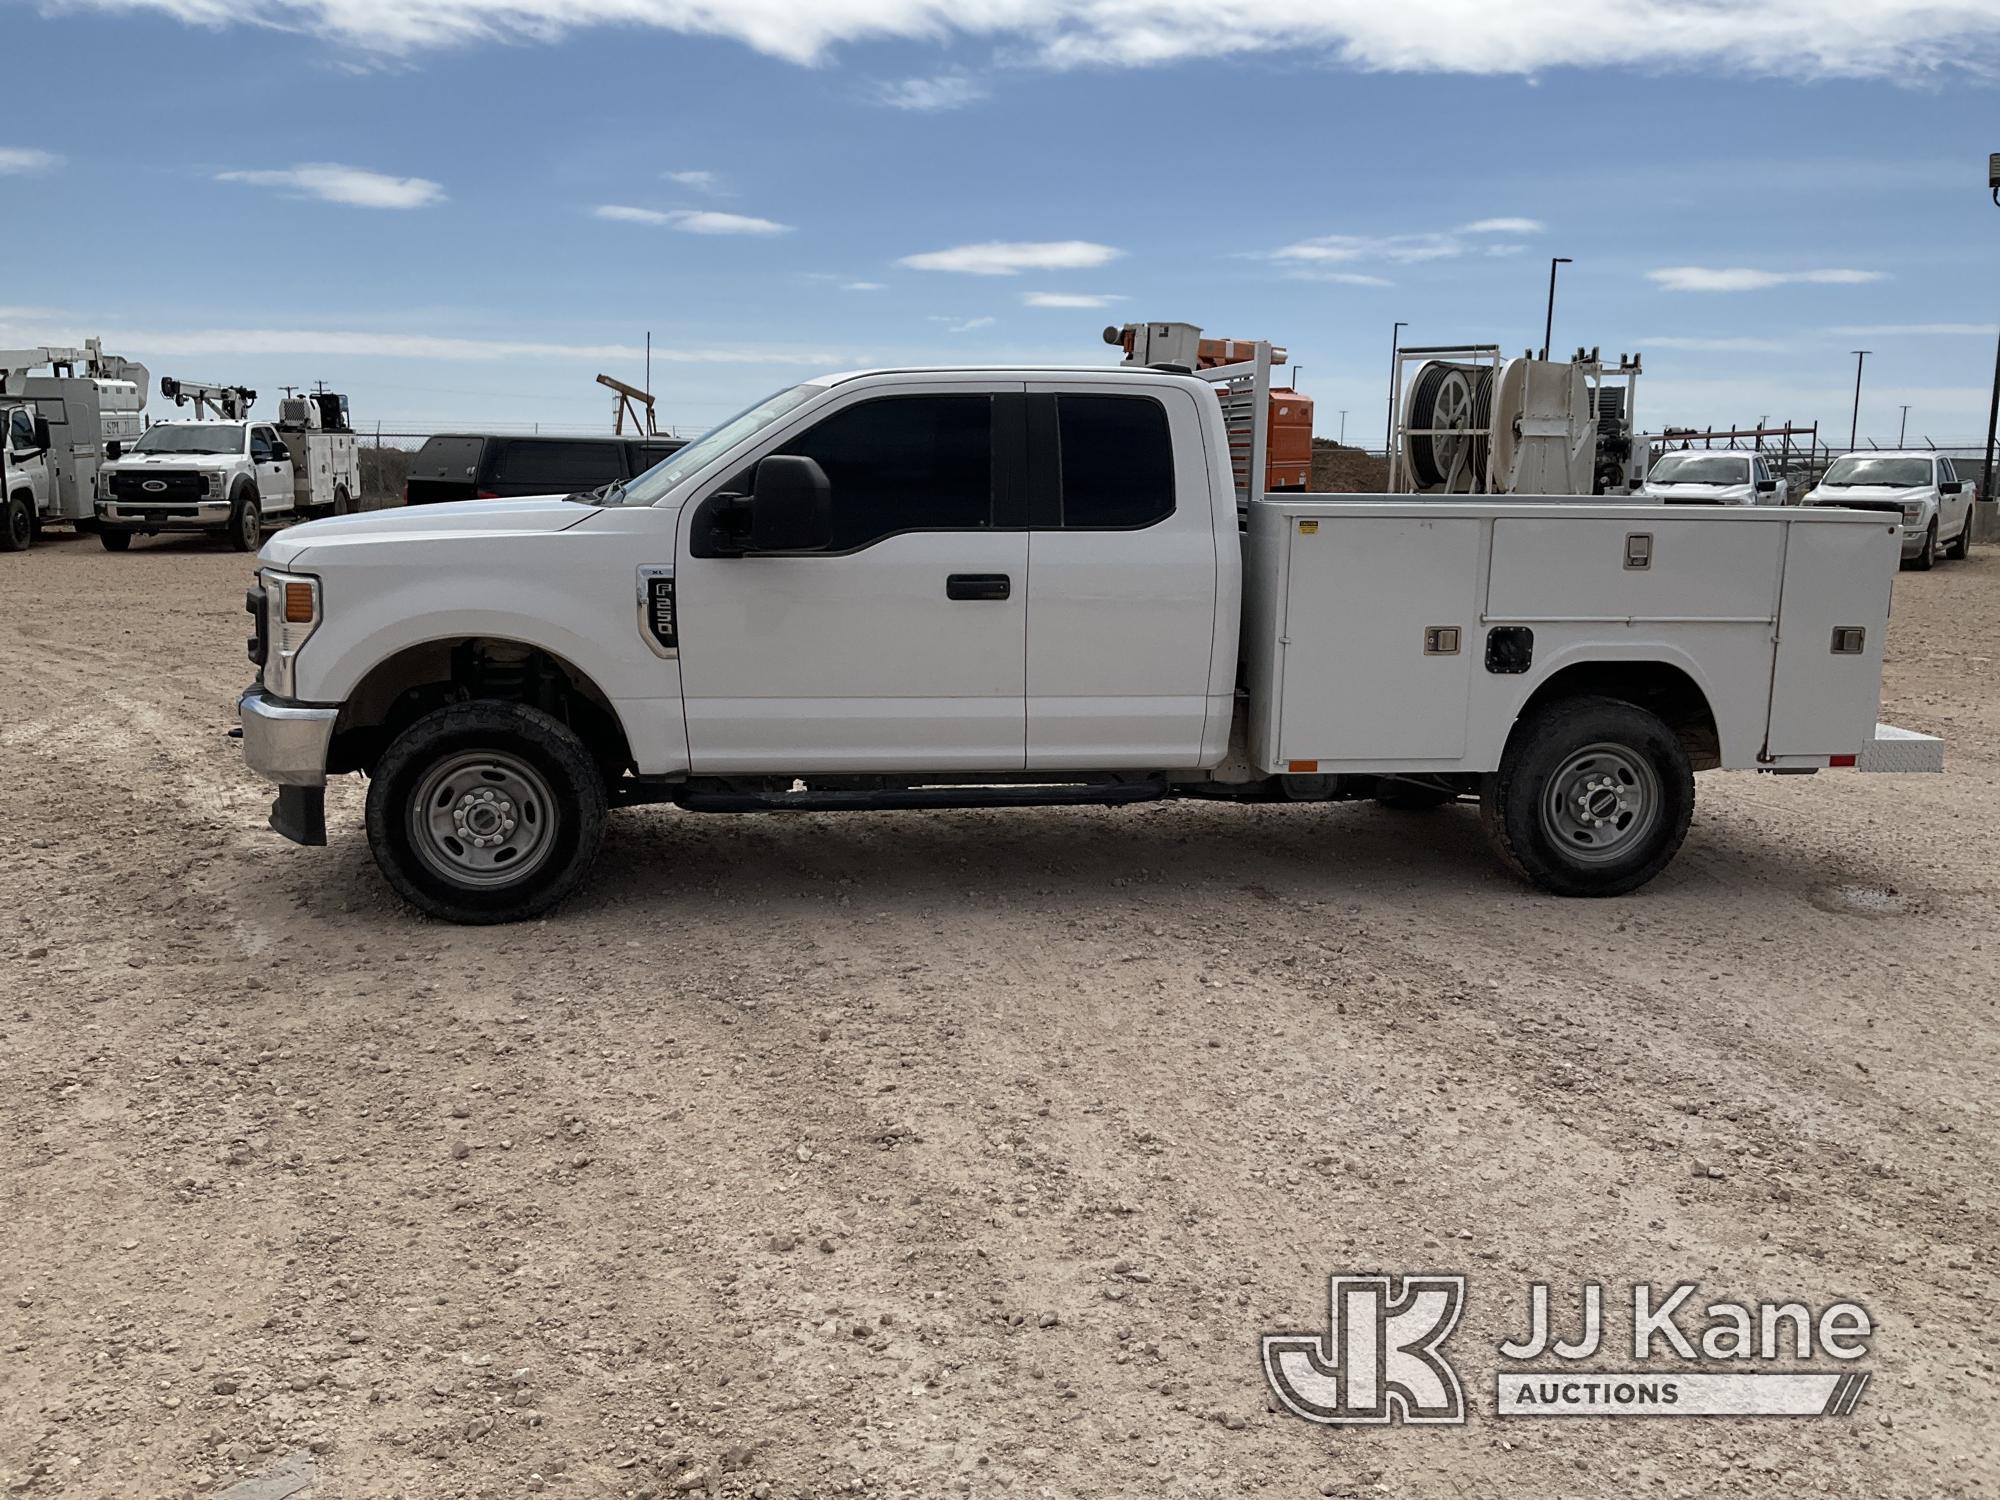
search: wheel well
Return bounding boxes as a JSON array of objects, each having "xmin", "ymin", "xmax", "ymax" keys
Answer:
[
  {"xmin": 1516, "ymin": 661, "xmax": 1720, "ymax": 771},
  {"xmin": 328, "ymin": 638, "xmax": 633, "ymax": 778}
]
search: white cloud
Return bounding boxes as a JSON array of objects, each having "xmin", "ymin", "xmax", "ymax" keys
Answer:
[
  {"xmin": 595, "ymin": 206, "xmax": 792, "ymax": 234},
  {"xmin": 1640, "ymin": 335, "xmax": 1791, "ymax": 352},
  {"xmin": 841, "ymin": 281, "xmax": 887, "ymax": 292},
  {"xmin": 1287, "ymin": 270, "xmax": 1395, "ymax": 287},
  {"xmin": 0, "ymin": 147, "xmax": 60, "ymax": 175},
  {"xmin": 943, "ymin": 316, "xmax": 997, "ymax": 333},
  {"xmin": 1268, "ymin": 217, "xmax": 1542, "ymax": 270},
  {"xmin": 0, "ymin": 318, "xmax": 841, "ymax": 365},
  {"xmin": 1021, "ymin": 292, "xmax": 1126, "ymax": 308},
  {"xmin": 664, "ymin": 169, "xmax": 722, "ymax": 191},
  {"xmin": 216, "ymin": 163, "xmax": 444, "ymax": 209},
  {"xmin": 900, "ymin": 240, "xmax": 1124, "ymax": 276},
  {"xmin": 1832, "ymin": 322, "xmax": 1999, "ymax": 336},
  {"xmin": 1461, "ymin": 217, "xmax": 1544, "ymax": 234},
  {"xmin": 1648, "ymin": 266, "xmax": 1886, "ymax": 292},
  {"xmin": 875, "ymin": 74, "xmax": 989, "ymax": 110},
  {"xmin": 57, "ymin": 0, "xmax": 2000, "ymax": 79}
]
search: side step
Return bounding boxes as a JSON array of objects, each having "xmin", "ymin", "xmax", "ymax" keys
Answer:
[{"xmin": 673, "ymin": 782, "xmax": 1170, "ymax": 814}]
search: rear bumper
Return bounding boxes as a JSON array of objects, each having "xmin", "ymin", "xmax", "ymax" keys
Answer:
[
  {"xmin": 238, "ymin": 685, "xmax": 338, "ymax": 787},
  {"xmin": 1859, "ymin": 722, "xmax": 1944, "ymax": 773}
]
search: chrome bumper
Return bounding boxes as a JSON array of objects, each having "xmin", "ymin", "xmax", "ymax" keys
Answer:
[
  {"xmin": 98, "ymin": 500, "xmax": 231, "ymax": 529},
  {"xmin": 238, "ymin": 685, "xmax": 338, "ymax": 788}
]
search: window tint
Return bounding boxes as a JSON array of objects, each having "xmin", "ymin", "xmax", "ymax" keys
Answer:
[
  {"xmin": 1939, "ymin": 458, "xmax": 1956, "ymax": 482},
  {"xmin": 251, "ymin": 428, "xmax": 274, "ymax": 460},
  {"xmin": 491, "ymin": 440, "xmax": 625, "ymax": 489},
  {"xmin": 773, "ymin": 395, "xmax": 991, "ymax": 550},
  {"xmin": 8, "ymin": 409, "xmax": 33, "ymax": 448},
  {"xmin": 1056, "ymin": 395, "xmax": 1174, "ymax": 528}
]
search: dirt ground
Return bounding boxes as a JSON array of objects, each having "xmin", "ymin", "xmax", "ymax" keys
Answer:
[{"xmin": 2, "ymin": 528, "xmax": 1995, "ymax": 1500}]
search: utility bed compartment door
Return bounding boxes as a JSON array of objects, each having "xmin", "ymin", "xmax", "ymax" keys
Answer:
[
  {"xmin": 1765, "ymin": 519, "xmax": 1898, "ymax": 756},
  {"xmin": 1486, "ymin": 518, "xmax": 1783, "ymax": 620},
  {"xmin": 1277, "ymin": 515, "xmax": 1482, "ymax": 761}
]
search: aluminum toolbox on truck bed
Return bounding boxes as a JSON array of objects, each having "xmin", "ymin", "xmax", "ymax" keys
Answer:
[{"xmin": 1241, "ymin": 495, "xmax": 1929, "ymax": 777}]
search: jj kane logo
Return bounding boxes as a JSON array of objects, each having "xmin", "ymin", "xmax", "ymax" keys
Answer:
[{"xmin": 1264, "ymin": 1276, "xmax": 1873, "ymax": 1425}]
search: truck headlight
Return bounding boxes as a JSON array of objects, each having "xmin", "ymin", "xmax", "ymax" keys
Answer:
[
  {"xmin": 1901, "ymin": 502, "xmax": 1923, "ymax": 521},
  {"xmin": 259, "ymin": 568, "xmax": 321, "ymax": 698},
  {"xmin": 208, "ymin": 472, "xmax": 226, "ymax": 498}
]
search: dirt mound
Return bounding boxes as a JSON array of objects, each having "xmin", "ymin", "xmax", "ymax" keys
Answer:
[{"xmin": 1310, "ymin": 438, "xmax": 1389, "ymax": 493}]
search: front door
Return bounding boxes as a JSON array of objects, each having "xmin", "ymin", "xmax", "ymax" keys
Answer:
[
  {"xmin": 1022, "ymin": 382, "xmax": 1221, "ymax": 768},
  {"xmin": 250, "ymin": 426, "xmax": 291, "ymax": 513},
  {"xmin": 675, "ymin": 384, "xmax": 1029, "ymax": 774}
]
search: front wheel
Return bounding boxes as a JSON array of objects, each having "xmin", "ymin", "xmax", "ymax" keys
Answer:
[
  {"xmin": 99, "ymin": 528, "xmax": 132, "ymax": 552},
  {"xmin": 1906, "ymin": 520, "xmax": 1936, "ymax": 572},
  {"xmin": 365, "ymin": 701, "xmax": 608, "ymax": 924},
  {"xmin": 1481, "ymin": 696, "xmax": 1694, "ymax": 898},
  {"xmin": 227, "ymin": 491, "xmax": 262, "ymax": 552},
  {"xmin": 2, "ymin": 495, "xmax": 31, "ymax": 552},
  {"xmin": 1946, "ymin": 509, "xmax": 1973, "ymax": 560}
]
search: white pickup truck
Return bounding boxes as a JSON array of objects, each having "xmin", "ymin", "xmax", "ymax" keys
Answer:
[{"xmin": 236, "ymin": 359, "xmax": 1943, "ymax": 924}]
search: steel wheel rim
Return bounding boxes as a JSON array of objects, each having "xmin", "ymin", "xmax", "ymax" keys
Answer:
[
  {"xmin": 1540, "ymin": 742, "xmax": 1661, "ymax": 864},
  {"xmin": 408, "ymin": 750, "xmax": 559, "ymax": 888}
]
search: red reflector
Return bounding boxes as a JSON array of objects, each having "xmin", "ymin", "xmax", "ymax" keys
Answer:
[
  {"xmin": 476, "ymin": 489, "xmax": 500, "ymax": 499},
  {"xmin": 1829, "ymin": 754, "xmax": 1857, "ymax": 768}
]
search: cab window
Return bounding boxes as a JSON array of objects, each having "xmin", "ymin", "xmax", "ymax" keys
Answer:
[
  {"xmin": 251, "ymin": 427, "xmax": 276, "ymax": 461},
  {"xmin": 7, "ymin": 408, "xmax": 34, "ymax": 451},
  {"xmin": 1055, "ymin": 395, "xmax": 1175, "ymax": 529},
  {"xmin": 769, "ymin": 395, "xmax": 992, "ymax": 551}
]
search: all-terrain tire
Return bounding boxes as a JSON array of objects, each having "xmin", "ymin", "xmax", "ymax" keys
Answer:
[
  {"xmin": 99, "ymin": 528, "xmax": 132, "ymax": 552},
  {"xmin": 334, "ymin": 484, "xmax": 353, "ymax": 517},
  {"xmin": 1480, "ymin": 695, "xmax": 1694, "ymax": 898},
  {"xmin": 365, "ymin": 700, "xmax": 608, "ymax": 925},
  {"xmin": 2, "ymin": 494, "xmax": 31, "ymax": 552}
]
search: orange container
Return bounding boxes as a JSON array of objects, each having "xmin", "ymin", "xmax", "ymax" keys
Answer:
[{"xmin": 1266, "ymin": 388, "xmax": 1314, "ymax": 491}]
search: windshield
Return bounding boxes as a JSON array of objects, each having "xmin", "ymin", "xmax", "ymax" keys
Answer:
[
  {"xmin": 1820, "ymin": 456, "xmax": 1932, "ymax": 488},
  {"xmin": 617, "ymin": 384, "xmax": 822, "ymax": 506},
  {"xmin": 1649, "ymin": 453, "xmax": 1749, "ymax": 485},
  {"xmin": 133, "ymin": 424, "xmax": 244, "ymax": 456}
]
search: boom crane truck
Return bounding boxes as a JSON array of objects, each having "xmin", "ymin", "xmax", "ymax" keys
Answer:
[{"xmin": 0, "ymin": 339, "xmax": 148, "ymax": 551}]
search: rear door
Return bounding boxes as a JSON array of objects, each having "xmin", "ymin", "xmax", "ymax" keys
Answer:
[
  {"xmin": 1021, "ymin": 384, "xmax": 1219, "ymax": 768},
  {"xmin": 1766, "ymin": 517, "xmax": 1898, "ymax": 756},
  {"xmin": 675, "ymin": 384, "xmax": 1030, "ymax": 773}
]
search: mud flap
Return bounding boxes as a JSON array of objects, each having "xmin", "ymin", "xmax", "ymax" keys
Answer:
[{"xmin": 270, "ymin": 786, "xmax": 327, "ymax": 846}]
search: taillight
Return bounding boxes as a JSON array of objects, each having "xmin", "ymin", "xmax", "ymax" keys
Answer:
[{"xmin": 476, "ymin": 489, "xmax": 499, "ymax": 499}]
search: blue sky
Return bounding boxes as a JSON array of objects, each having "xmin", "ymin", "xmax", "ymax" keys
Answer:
[{"xmin": 5, "ymin": 1, "xmax": 2000, "ymax": 446}]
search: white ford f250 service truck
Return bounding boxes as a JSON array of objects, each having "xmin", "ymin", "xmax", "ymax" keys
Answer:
[{"xmin": 236, "ymin": 337, "xmax": 1944, "ymax": 924}]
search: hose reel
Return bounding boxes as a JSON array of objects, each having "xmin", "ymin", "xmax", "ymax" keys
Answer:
[{"xmin": 1404, "ymin": 361, "xmax": 1496, "ymax": 492}]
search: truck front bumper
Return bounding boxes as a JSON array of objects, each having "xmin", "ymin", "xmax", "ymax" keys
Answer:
[
  {"xmin": 97, "ymin": 500, "xmax": 231, "ymax": 531},
  {"xmin": 238, "ymin": 686, "xmax": 338, "ymax": 846}
]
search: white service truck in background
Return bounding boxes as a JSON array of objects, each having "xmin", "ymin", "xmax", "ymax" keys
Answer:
[
  {"xmin": 1802, "ymin": 450, "xmax": 1977, "ymax": 571},
  {"xmin": 236, "ymin": 325, "xmax": 1943, "ymax": 923},
  {"xmin": 0, "ymin": 339, "xmax": 148, "ymax": 550},
  {"xmin": 97, "ymin": 381, "xmax": 361, "ymax": 551}
]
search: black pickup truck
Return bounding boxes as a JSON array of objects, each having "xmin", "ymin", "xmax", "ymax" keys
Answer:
[{"xmin": 404, "ymin": 434, "xmax": 685, "ymax": 505}]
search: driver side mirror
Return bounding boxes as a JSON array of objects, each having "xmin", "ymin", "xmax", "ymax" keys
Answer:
[
  {"xmin": 270, "ymin": 442, "xmax": 292, "ymax": 463},
  {"xmin": 105, "ymin": 440, "xmax": 122, "ymax": 461},
  {"xmin": 32, "ymin": 416, "xmax": 52, "ymax": 451},
  {"xmin": 1939, "ymin": 480, "xmax": 1964, "ymax": 495},
  {"xmin": 1755, "ymin": 478, "xmax": 1777, "ymax": 494},
  {"xmin": 748, "ymin": 455, "xmax": 832, "ymax": 552}
]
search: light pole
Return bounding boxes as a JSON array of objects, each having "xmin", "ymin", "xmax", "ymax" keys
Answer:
[
  {"xmin": 1338, "ymin": 409, "xmax": 1348, "ymax": 445},
  {"xmin": 1541, "ymin": 257, "xmax": 1572, "ymax": 360},
  {"xmin": 1848, "ymin": 350, "xmax": 1870, "ymax": 450},
  {"xmin": 1898, "ymin": 404, "xmax": 1910, "ymax": 446},
  {"xmin": 1385, "ymin": 320, "xmax": 1407, "ymax": 455},
  {"xmin": 1985, "ymin": 153, "xmax": 2000, "ymax": 503}
]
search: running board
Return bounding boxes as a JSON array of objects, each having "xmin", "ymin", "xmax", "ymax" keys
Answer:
[{"xmin": 673, "ymin": 782, "xmax": 1169, "ymax": 814}]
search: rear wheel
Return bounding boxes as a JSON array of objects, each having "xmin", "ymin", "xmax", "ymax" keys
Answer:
[
  {"xmin": 1481, "ymin": 696, "xmax": 1694, "ymax": 897},
  {"xmin": 99, "ymin": 528, "xmax": 132, "ymax": 552},
  {"xmin": 365, "ymin": 700, "xmax": 607, "ymax": 924},
  {"xmin": 333, "ymin": 483, "xmax": 354, "ymax": 516},
  {"xmin": 1, "ymin": 494, "xmax": 31, "ymax": 552},
  {"xmin": 227, "ymin": 490, "xmax": 262, "ymax": 552}
]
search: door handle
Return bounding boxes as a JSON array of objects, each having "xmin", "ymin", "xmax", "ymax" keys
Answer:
[{"xmin": 946, "ymin": 573, "xmax": 1011, "ymax": 601}]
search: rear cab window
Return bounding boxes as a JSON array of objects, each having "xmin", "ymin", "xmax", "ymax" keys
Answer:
[
  {"xmin": 1053, "ymin": 394, "xmax": 1175, "ymax": 529},
  {"xmin": 489, "ymin": 440, "xmax": 626, "ymax": 490},
  {"xmin": 412, "ymin": 436, "xmax": 488, "ymax": 481}
]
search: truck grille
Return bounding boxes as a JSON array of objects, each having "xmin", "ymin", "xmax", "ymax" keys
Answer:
[{"xmin": 111, "ymin": 470, "xmax": 207, "ymax": 503}]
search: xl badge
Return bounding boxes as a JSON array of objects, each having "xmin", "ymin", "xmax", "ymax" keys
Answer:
[{"xmin": 638, "ymin": 566, "xmax": 677, "ymax": 656}]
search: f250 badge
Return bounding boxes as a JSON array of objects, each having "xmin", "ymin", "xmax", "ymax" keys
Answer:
[{"xmin": 638, "ymin": 566, "xmax": 677, "ymax": 656}]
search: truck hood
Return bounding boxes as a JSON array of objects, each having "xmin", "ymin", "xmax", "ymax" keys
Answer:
[
  {"xmin": 107, "ymin": 452, "xmax": 239, "ymax": 471},
  {"xmin": 1805, "ymin": 484, "xmax": 1930, "ymax": 511},
  {"xmin": 259, "ymin": 494, "xmax": 597, "ymax": 568},
  {"xmin": 1641, "ymin": 482, "xmax": 1754, "ymax": 503}
]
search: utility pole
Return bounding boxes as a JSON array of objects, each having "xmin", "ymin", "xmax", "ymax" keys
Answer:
[
  {"xmin": 1385, "ymin": 320, "xmax": 1407, "ymax": 455},
  {"xmin": 1984, "ymin": 332, "xmax": 2000, "ymax": 502},
  {"xmin": 1848, "ymin": 350, "xmax": 1870, "ymax": 450},
  {"xmin": 1540, "ymin": 257, "xmax": 1572, "ymax": 360},
  {"xmin": 1898, "ymin": 404, "xmax": 1910, "ymax": 446},
  {"xmin": 1338, "ymin": 409, "xmax": 1348, "ymax": 445}
]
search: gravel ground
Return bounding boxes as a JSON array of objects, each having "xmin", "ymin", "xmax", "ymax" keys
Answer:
[{"xmin": 2, "ymin": 528, "xmax": 1995, "ymax": 1500}]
